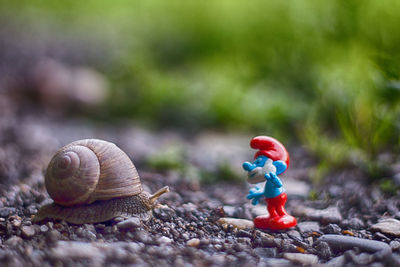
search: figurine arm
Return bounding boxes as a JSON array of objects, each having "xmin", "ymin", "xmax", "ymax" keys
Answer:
[
  {"xmin": 265, "ymin": 172, "xmax": 283, "ymax": 188},
  {"xmin": 247, "ymin": 186, "xmax": 265, "ymax": 205}
]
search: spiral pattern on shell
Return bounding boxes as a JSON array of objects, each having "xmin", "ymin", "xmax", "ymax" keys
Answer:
[{"xmin": 45, "ymin": 139, "xmax": 142, "ymax": 207}]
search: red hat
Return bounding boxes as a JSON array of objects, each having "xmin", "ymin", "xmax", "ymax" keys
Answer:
[{"xmin": 250, "ymin": 136, "xmax": 289, "ymax": 168}]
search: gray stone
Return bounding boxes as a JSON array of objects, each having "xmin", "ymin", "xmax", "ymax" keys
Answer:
[
  {"xmin": 223, "ymin": 205, "xmax": 237, "ymax": 217},
  {"xmin": 49, "ymin": 241, "xmax": 104, "ymax": 262},
  {"xmin": 326, "ymin": 255, "xmax": 345, "ymax": 266},
  {"xmin": 287, "ymin": 230, "xmax": 302, "ymax": 241},
  {"xmin": 0, "ymin": 207, "xmax": 16, "ymax": 217},
  {"xmin": 84, "ymin": 224, "xmax": 96, "ymax": 233},
  {"xmin": 40, "ymin": 225, "xmax": 49, "ymax": 232},
  {"xmin": 314, "ymin": 241, "xmax": 332, "ymax": 260},
  {"xmin": 347, "ymin": 217, "xmax": 365, "ymax": 229},
  {"xmin": 293, "ymin": 205, "xmax": 342, "ymax": 223},
  {"xmin": 260, "ymin": 258, "xmax": 292, "ymax": 267},
  {"xmin": 46, "ymin": 230, "xmax": 61, "ymax": 243},
  {"xmin": 134, "ymin": 231, "xmax": 153, "ymax": 244},
  {"xmin": 254, "ymin": 247, "xmax": 277, "ymax": 258},
  {"xmin": 258, "ymin": 232, "xmax": 277, "ymax": 247},
  {"xmin": 324, "ymin": 224, "xmax": 342, "ymax": 234},
  {"xmin": 374, "ymin": 232, "xmax": 390, "ymax": 242},
  {"xmin": 158, "ymin": 236, "xmax": 173, "ymax": 244},
  {"xmin": 236, "ymin": 229, "xmax": 252, "ymax": 238},
  {"xmin": 297, "ymin": 221, "xmax": 320, "ymax": 233},
  {"xmin": 371, "ymin": 218, "xmax": 400, "ymax": 236},
  {"xmin": 390, "ymin": 240, "xmax": 400, "ymax": 251},
  {"xmin": 352, "ymin": 252, "xmax": 373, "ymax": 265},
  {"xmin": 283, "ymin": 253, "xmax": 318, "ymax": 265},
  {"xmin": 217, "ymin": 217, "xmax": 254, "ymax": 230},
  {"xmin": 153, "ymin": 206, "xmax": 176, "ymax": 221},
  {"xmin": 4, "ymin": 236, "xmax": 22, "ymax": 247},
  {"xmin": 181, "ymin": 202, "xmax": 198, "ymax": 212},
  {"xmin": 21, "ymin": 225, "xmax": 36, "ymax": 238},
  {"xmin": 116, "ymin": 217, "xmax": 141, "ymax": 231},
  {"xmin": 77, "ymin": 228, "xmax": 97, "ymax": 241},
  {"xmin": 181, "ymin": 233, "xmax": 189, "ymax": 240},
  {"xmin": 316, "ymin": 234, "xmax": 391, "ymax": 255},
  {"xmin": 209, "ymin": 254, "xmax": 226, "ymax": 265}
]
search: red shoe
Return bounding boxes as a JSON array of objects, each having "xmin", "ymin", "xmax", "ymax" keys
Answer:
[
  {"xmin": 253, "ymin": 215, "xmax": 272, "ymax": 229},
  {"xmin": 253, "ymin": 214, "xmax": 297, "ymax": 230}
]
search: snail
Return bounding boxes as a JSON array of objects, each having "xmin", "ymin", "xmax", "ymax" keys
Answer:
[{"xmin": 33, "ymin": 139, "xmax": 169, "ymax": 224}]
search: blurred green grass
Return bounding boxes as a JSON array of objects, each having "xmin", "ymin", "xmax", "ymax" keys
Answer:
[{"xmin": 2, "ymin": 0, "xmax": 400, "ymax": 177}]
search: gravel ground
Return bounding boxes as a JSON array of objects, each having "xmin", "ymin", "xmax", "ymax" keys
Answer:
[
  {"xmin": 1, "ymin": 99, "xmax": 400, "ymax": 266},
  {"xmin": 1, "ymin": 149, "xmax": 400, "ymax": 266}
]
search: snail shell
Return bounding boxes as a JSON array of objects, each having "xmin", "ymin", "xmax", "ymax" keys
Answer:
[{"xmin": 33, "ymin": 139, "xmax": 169, "ymax": 224}]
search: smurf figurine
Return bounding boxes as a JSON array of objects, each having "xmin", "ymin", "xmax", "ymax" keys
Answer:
[{"xmin": 242, "ymin": 136, "xmax": 297, "ymax": 230}]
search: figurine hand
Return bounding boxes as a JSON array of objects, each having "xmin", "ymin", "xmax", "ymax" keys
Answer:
[
  {"xmin": 265, "ymin": 172, "xmax": 283, "ymax": 188},
  {"xmin": 247, "ymin": 193, "xmax": 262, "ymax": 205},
  {"xmin": 249, "ymin": 185, "xmax": 261, "ymax": 194},
  {"xmin": 247, "ymin": 186, "xmax": 264, "ymax": 205}
]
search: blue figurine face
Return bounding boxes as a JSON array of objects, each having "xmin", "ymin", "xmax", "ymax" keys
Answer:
[{"xmin": 243, "ymin": 155, "xmax": 276, "ymax": 184}]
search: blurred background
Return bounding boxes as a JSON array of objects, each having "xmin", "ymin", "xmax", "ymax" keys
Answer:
[{"xmin": 1, "ymin": 0, "xmax": 400, "ymax": 187}]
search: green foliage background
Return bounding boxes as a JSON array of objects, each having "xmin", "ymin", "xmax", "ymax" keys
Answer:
[{"xmin": 2, "ymin": 0, "xmax": 400, "ymax": 176}]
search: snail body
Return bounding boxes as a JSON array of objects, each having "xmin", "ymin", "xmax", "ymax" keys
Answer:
[{"xmin": 33, "ymin": 139, "xmax": 169, "ymax": 224}]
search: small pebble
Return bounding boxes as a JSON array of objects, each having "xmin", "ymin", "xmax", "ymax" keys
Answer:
[
  {"xmin": 9, "ymin": 215, "xmax": 22, "ymax": 228},
  {"xmin": 217, "ymin": 217, "xmax": 254, "ymax": 230},
  {"xmin": 374, "ymin": 232, "xmax": 390, "ymax": 242},
  {"xmin": 77, "ymin": 229, "xmax": 97, "ymax": 241},
  {"xmin": 50, "ymin": 241, "xmax": 103, "ymax": 260},
  {"xmin": 181, "ymin": 233, "xmax": 189, "ymax": 241},
  {"xmin": 4, "ymin": 236, "xmax": 23, "ymax": 247},
  {"xmin": 116, "ymin": 217, "xmax": 141, "ymax": 231},
  {"xmin": 21, "ymin": 225, "xmax": 36, "ymax": 238},
  {"xmin": 261, "ymin": 258, "xmax": 292, "ymax": 267},
  {"xmin": 187, "ymin": 238, "xmax": 200, "ymax": 247},
  {"xmin": 158, "ymin": 236, "xmax": 173, "ymax": 244},
  {"xmin": 314, "ymin": 241, "xmax": 332, "ymax": 260},
  {"xmin": 326, "ymin": 255, "xmax": 345, "ymax": 266},
  {"xmin": 181, "ymin": 203, "xmax": 197, "ymax": 212},
  {"xmin": 390, "ymin": 241, "xmax": 400, "ymax": 251},
  {"xmin": 297, "ymin": 221, "xmax": 320, "ymax": 233},
  {"xmin": 46, "ymin": 230, "xmax": 61, "ymax": 243},
  {"xmin": 134, "ymin": 231, "xmax": 153, "ymax": 244},
  {"xmin": 287, "ymin": 230, "xmax": 302, "ymax": 241},
  {"xmin": 236, "ymin": 229, "xmax": 252, "ymax": 238},
  {"xmin": 323, "ymin": 224, "xmax": 342, "ymax": 234},
  {"xmin": 347, "ymin": 217, "xmax": 365, "ymax": 229},
  {"xmin": 371, "ymin": 218, "xmax": 400, "ymax": 236},
  {"xmin": 40, "ymin": 224, "xmax": 49, "ymax": 232},
  {"xmin": 0, "ymin": 207, "xmax": 17, "ymax": 217},
  {"xmin": 153, "ymin": 206, "xmax": 176, "ymax": 221},
  {"xmin": 345, "ymin": 250, "xmax": 373, "ymax": 265},
  {"xmin": 254, "ymin": 247, "xmax": 278, "ymax": 258},
  {"xmin": 283, "ymin": 253, "xmax": 318, "ymax": 265}
]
